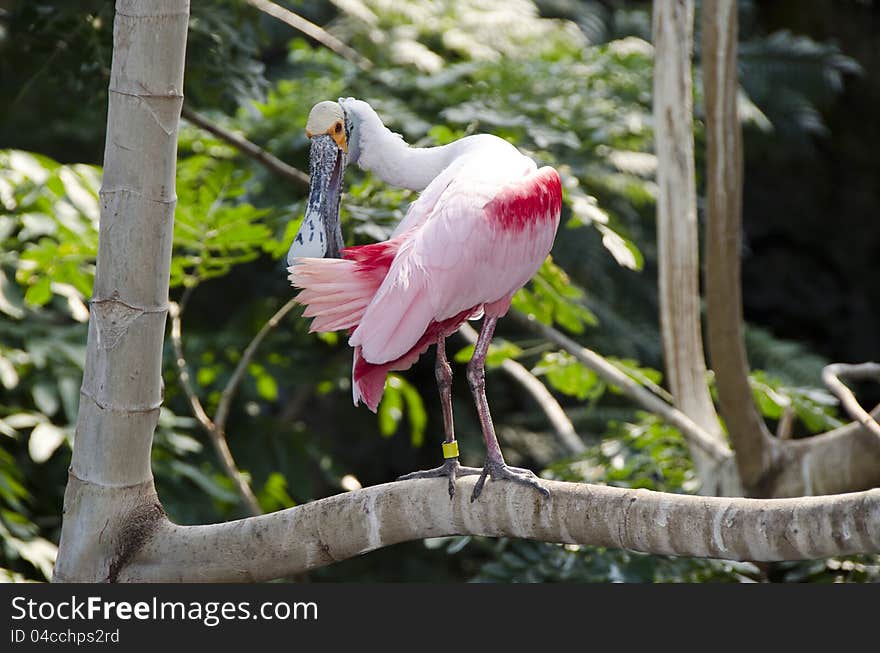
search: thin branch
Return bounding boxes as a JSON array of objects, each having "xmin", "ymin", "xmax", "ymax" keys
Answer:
[
  {"xmin": 823, "ymin": 363, "xmax": 880, "ymax": 440},
  {"xmin": 458, "ymin": 322, "xmax": 585, "ymax": 456},
  {"xmin": 181, "ymin": 106, "xmax": 310, "ymax": 188},
  {"xmin": 169, "ymin": 301, "xmax": 215, "ymax": 432},
  {"xmin": 510, "ymin": 311, "xmax": 732, "ymax": 464},
  {"xmin": 115, "ymin": 478, "xmax": 880, "ymax": 582},
  {"xmin": 776, "ymin": 406, "xmax": 795, "ymax": 440},
  {"xmin": 215, "ymin": 297, "xmax": 301, "ymax": 431},
  {"xmin": 245, "ymin": 0, "xmax": 372, "ymax": 71},
  {"xmin": 169, "ymin": 302, "xmax": 263, "ymax": 516}
]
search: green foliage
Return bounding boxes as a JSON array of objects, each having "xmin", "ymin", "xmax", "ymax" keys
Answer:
[
  {"xmin": 0, "ymin": 150, "xmax": 100, "ymax": 579},
  {"xmin": 745, "ymin": 324, "xmax": 830, "ymax": 387},
  {"xmin": 332, "ymin": 0, "xmax": 587, "ymax": 66},
  {"xmin": 511, "ymin": 258, "xmax": 598, "ymax": 334},
  {"xmin": 737, "ymin": 30, "xmax": 862, "ymax": 140},
  {"xmin": 378, "ymin": 374, "xmax": 428, "ymax": 446},
  {"xmin": 548, "ymin": 412, "xmax": 699, "ymax": 492},
  {"xmin": 473, "ymin": 540, "xmax": 759, "ymax": 583},
  {"xmin": 0, "ymin": 0, "xmax": 268, "ymax": 159},
  {"xmin": 454, "ymin": 339, "xmax": 523, "ymax": 370},
  {"xmin": 185, "ymin": 0, "xmax": 268, "ymax": 110},
  {"xmin": 533, "ymin": 352, "xmax": 602, "ymax": 401},
  {"xmin": 1, "ymin": 150, "xmax": 99, "ymax": 314},
  {"xmin": 172, "ymin": 156, "xmax": 273, "ymax": 288},
  {"xmin": 749, "ymin": 370, "xmax": 844, "ymax": 435},
  {"xmin": 257, "ymin": 472, "xmax": 297, "ymax": 513}
]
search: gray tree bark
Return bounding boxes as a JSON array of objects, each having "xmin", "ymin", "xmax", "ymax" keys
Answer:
[
  {"xmin": 119, "ymin": 478, "xmax": 880, "ymax": 582},
  {"xmin": 53, "ymin": 0, "xmax": 189, "ymax": 582},
  {"xmin": 702, "ymin": 0, "xmax": 778, "ymax": 497},
  {"xmin": 701, "ymin": 0, "xmax": 880, "ymax": 498},
  {"xmin": 652, "ymin": 0, "xmax": 736, "ymax": 495}
]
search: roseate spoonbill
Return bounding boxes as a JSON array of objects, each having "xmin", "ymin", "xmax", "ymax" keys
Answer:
[{"xmin": 288, "ymin": 98, "xmax": 561, "ymax": 501}]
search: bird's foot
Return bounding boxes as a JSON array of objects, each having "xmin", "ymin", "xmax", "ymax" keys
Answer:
[
  {"xmin": 398, "ymin": 458, "xmax": 482, "ymax": 499},
  {"xmin": 471, "ymin": 460, "xmax": 550, "ymax": 502}
]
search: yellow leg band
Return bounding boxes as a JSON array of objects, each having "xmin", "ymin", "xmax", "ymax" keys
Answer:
[{"xmin": 442, "ymin": 441, "xmax": 459, "ymax": 459}]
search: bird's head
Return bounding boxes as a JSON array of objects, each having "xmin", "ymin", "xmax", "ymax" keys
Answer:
[
  {"xmin": 287, "ymin": 98, "xmax": 376, "ymax": 265},
  {"xmin": 287, "ymin": 101, "xmax": 350, "ymax": 264}
]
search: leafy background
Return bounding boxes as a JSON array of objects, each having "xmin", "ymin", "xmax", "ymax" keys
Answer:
[{"xmin": 1, "ymin": 0, "xmax": 879, "ymax": 582}]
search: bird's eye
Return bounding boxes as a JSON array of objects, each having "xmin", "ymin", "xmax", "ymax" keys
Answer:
[{"xmin": 335, "ymin": 122, "xmax": 343, "ymax": 133}]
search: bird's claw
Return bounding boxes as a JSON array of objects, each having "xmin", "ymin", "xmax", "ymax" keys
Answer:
[
  {"xmin": 398, "ymin": 458, "xmax": 482, "ymax": 499},
  {"xmin": 470, "ymin": 460, "xmax": 550, "ymax": 502}
]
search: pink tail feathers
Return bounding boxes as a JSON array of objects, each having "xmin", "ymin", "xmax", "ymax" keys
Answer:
[
  {"xmin": 288, "ymin": 257, "xmax": 374, "ymax": 333},
  {"xmin": 290, "ymin": 238, "xmax": 478, "ymax": 413},
  {"xmin": 289, "ymin": 239, "xmax": 404, "ymax": 411}
]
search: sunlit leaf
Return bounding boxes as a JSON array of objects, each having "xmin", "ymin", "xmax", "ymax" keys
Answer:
[
  {"xmin": 378, "ymin": 375, "xmax": 404, "ymax": 437},
  {"xmin": 23, "ymin": 276, "xmax": 51, "ymax": 306},
  {"xmin": 28, "ymin": 423, "xmax": 66, "ymax": 463},
  {"xmin": 0, "ymin": 354, "xmax": 19, "ymax": 390},
  {"xmin": 532, "ymin": 351, "xmax": 602, "ymax": 401}
]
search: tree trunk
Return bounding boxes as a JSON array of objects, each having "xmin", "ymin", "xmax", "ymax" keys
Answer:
[
  {"xmin": 53, "ymin": 0, "xmax": 190, "ymax": 582},
  {"xmin": 702, "ymin": 0, "xmax": 781, "ymax": 497},
  {"xmin": 652, "ymin": 0, "xmax": 737, "ymax": 494}
]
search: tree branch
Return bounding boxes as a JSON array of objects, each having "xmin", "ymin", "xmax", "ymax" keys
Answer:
[
  {"xmin": 169, "ymin": 301, "xmax": 263, "ymax": 516},
  {"xmin": 822, "ymin": 363, "xmax": 880, "ymax": 440},
  {"xmin": 113, "ymin": 478, "xmax": 880, "ymax": 582},
  {"xmin": 245, "ymin": 0, "xmax": 372, "ymax": 71},
  {"xmin": 181, "ymin": 106, "xmax": 310, "ymax": 188},
  {"xmin": 766, "ymin": 417, "xmax": 880, "ymax": 497},
  {"xmin": 458, "ymin": 323, "xmax": 585, "ymax": 456}
]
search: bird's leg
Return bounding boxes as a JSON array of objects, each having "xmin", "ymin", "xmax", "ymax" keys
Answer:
[
  {"xmin": 397, "ymin": 337, "xmax": 481, "ymax": 498},
  {"xmin": 467, "ymin": 316, "xmax": 550, "ymax": 502},
  {"xmin": 436, "ymin": 337, "xmax": 456, "ymax": 448}
]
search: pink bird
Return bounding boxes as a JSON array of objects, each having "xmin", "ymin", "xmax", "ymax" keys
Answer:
[{"xmin": 287, "ymin": 98, "xmax": 561, "ymax": 500}]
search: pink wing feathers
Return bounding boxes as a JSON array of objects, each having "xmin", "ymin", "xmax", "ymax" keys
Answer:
[
  {"xmin": 290, "ymin": 163, "xmax": 562, "ymax": 412},
  {"xmin": 349, "ymin": 165, "xmax": 561, "ymax": 362}
]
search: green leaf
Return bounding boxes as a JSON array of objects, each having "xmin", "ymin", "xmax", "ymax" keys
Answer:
[
  {"xmin": 169, "ymin": 460, "xmax": 242, "ymax": 505},
  {"xmin": 24, "ymin": 276, "xmax": 51, "ymax": 306},
  {"xmin": 0, "ymin": 354, "xmax": 19, "ymax": 390},
  {"xmin": 378, "ymin": 376, "xmax": 404, "ymax": 437},
  {"xmin": 0, "ymin": 270, "xmax": 25, "ymax": 319},
  {"xmin": 197, "ymin": 367, "xmax": 218, "ymax": 387},
  {"xmin": 533, "ymin": 351, "xmax": 602, "ymax": 401},
  {"xmin": 258, "ymin": 472, "xmax": 296, "ymax": 512},
  {"xmin": 596, "ymin": 223, "xmax": 643, "ymax": 270},
  {"xmin": 5, "ymin": 536, "xmax": 56, "ymax": 581},
  {"xmin": 398, "ymin": 376, "xmax": 427, "ymax": 446},
  {"xmin": 31, "ymin": 381, "xmax": 60, "ymax": 417},
  {"xmin": 57, "ymin": 375, "xmax": 80, "ymax": 423},
  {"xmin": 3, "ymin": 413, "xmax": 43, "ymax": 430},
  {"xmin": 454, "ymin": 339, "xmax": 523, "ymax": 369},
  {"xmin": 515, "ymin": 258, "xmax": 598, "ymax": 333},
  {"xmin": 248, "ymin": 363, "xmax": 278, "ymax": 402}
]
